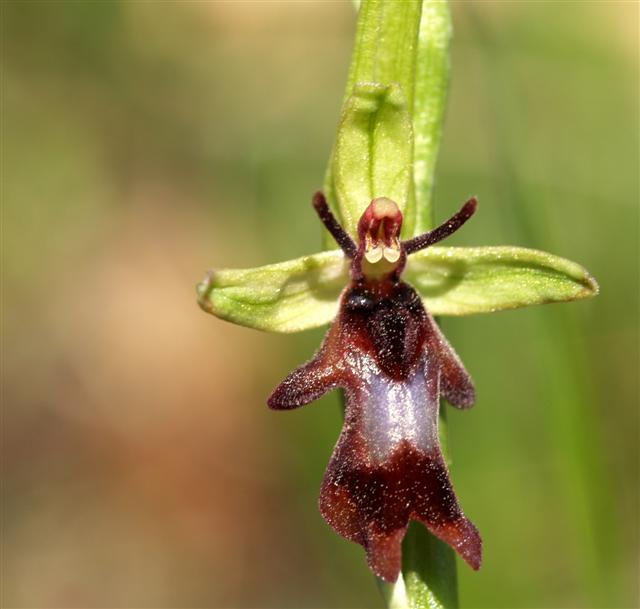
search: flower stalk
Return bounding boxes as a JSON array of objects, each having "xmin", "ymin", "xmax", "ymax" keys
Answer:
[{"xmin": 325, "ymin": 2, "xmax": 459, "ymax": 606}]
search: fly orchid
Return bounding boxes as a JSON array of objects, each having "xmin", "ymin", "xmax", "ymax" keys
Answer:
[
  {"xmin": 268, "ymin": 193, "xmax": 480, "ymax": 581},
  {"xmin": 196, "ymin": 0, "xmax": 599, "ymax": 591},
  {"xmin": 197, "ymin": 190, "xmax": 597, "ymax": 582}
]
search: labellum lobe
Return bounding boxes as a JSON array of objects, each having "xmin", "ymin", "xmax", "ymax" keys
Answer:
[{"xmin": 268, "ymin": 194, "xmax": 481, "ymax": 582}]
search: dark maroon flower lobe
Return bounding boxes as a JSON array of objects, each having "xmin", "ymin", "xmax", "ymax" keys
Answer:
[{"xmin": 268, "ymin": 195, "xmax": 481, "ymax": 582}]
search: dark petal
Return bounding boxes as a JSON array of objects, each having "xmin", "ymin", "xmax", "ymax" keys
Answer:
[
  {"xmin": 425, "ymin": 313, "xmax": 475, "ymax": 408},
  {"xmin": 402, "ymin": 197, "xmax": 478, "ymax": 254},
  {"xmin": 267, "ymin": 325, "xmax": 343, "ymax": 410},
  {"xmin": 311, "ymin": 191, "xmax": 357, "ymax": 258},
  {"xmin": 268, "ymin": 343, "xmax": 341, "ymax": 410}
]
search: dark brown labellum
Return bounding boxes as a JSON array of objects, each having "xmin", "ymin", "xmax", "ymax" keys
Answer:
[{"xmin": 269, "ymin": 193, "xmax": 480, "ymax": 582}]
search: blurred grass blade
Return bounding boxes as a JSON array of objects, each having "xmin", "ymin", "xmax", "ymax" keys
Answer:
[
  {"xmin": 406, "ymin": 246, "xmax": 599, "ymax": 316},
  {"xmin": 333, "ymin": 83, "xmax": 414, "ymax": 237},
  {"xmin": 469, "ymin": 8, "xmax": 610, "ymax": 602},
  {"xmin": 196, "ymin": 251, "xmax": 348, "ymax": 333}
]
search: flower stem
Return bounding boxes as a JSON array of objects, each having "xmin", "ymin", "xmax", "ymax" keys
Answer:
[{"xmin": 324, "ymin": 2, "xmax": 458, "ymax": 607}]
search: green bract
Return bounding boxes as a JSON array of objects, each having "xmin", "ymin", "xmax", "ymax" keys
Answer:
[
  {"xmin": 324, "ymin": 0, "xmax": 451, "ymax": 245},
  {"xmin": 197, "ymin": 246, "xmax": 598, "ymax": 333},
  {"xmin": 333, "ymin": 83, "xmax": 414, "ymax": 239}
]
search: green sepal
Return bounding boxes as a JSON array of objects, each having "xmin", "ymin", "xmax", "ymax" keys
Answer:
[
  {"xmin": 196, "ymin": 251, "xmax": 348, "ymax": 333},
  {"xmin": 332, "ymin": 82, "xmax": 414, "ymax": 238},
  {"xmin": 406, "ymin": 246, "xmax": 599, "ymax": 316}
]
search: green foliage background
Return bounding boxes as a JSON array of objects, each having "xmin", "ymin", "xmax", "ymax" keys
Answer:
[{"xmin": 3, "ymin": 2, "xmax": 638, "ymax": 608}]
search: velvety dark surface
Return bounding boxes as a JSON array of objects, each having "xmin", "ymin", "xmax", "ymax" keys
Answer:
[{"xmin": 270, "ymin": 276, "xmax": 480, "ymax": 581}]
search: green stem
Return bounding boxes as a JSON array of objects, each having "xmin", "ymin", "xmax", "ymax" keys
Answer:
[{"xmin": 324, "ymin": 2, "xmax": 457, "ymax": 607}]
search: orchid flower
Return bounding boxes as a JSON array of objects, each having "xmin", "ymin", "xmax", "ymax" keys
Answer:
[
  {"xmin": 197, "ymin": 187, "xmax": 596, "ymax": 582},
  {"xmin": 196, "ymin": 0, "xmax": 598, "ymax": 604},
  {"xmin": 268, "ymin": 193, "xmax": 481, "ymax": 582}
]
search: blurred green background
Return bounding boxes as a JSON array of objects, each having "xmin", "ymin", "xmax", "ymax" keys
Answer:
[{"xmin": 3, "ymin": 2, "xmax": 638, "ymax": 608}]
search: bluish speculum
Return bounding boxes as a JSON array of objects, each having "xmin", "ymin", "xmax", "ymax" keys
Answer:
[{"xmin": 269, "ymin": 193, "xmax": 480, "ymax": 582}]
